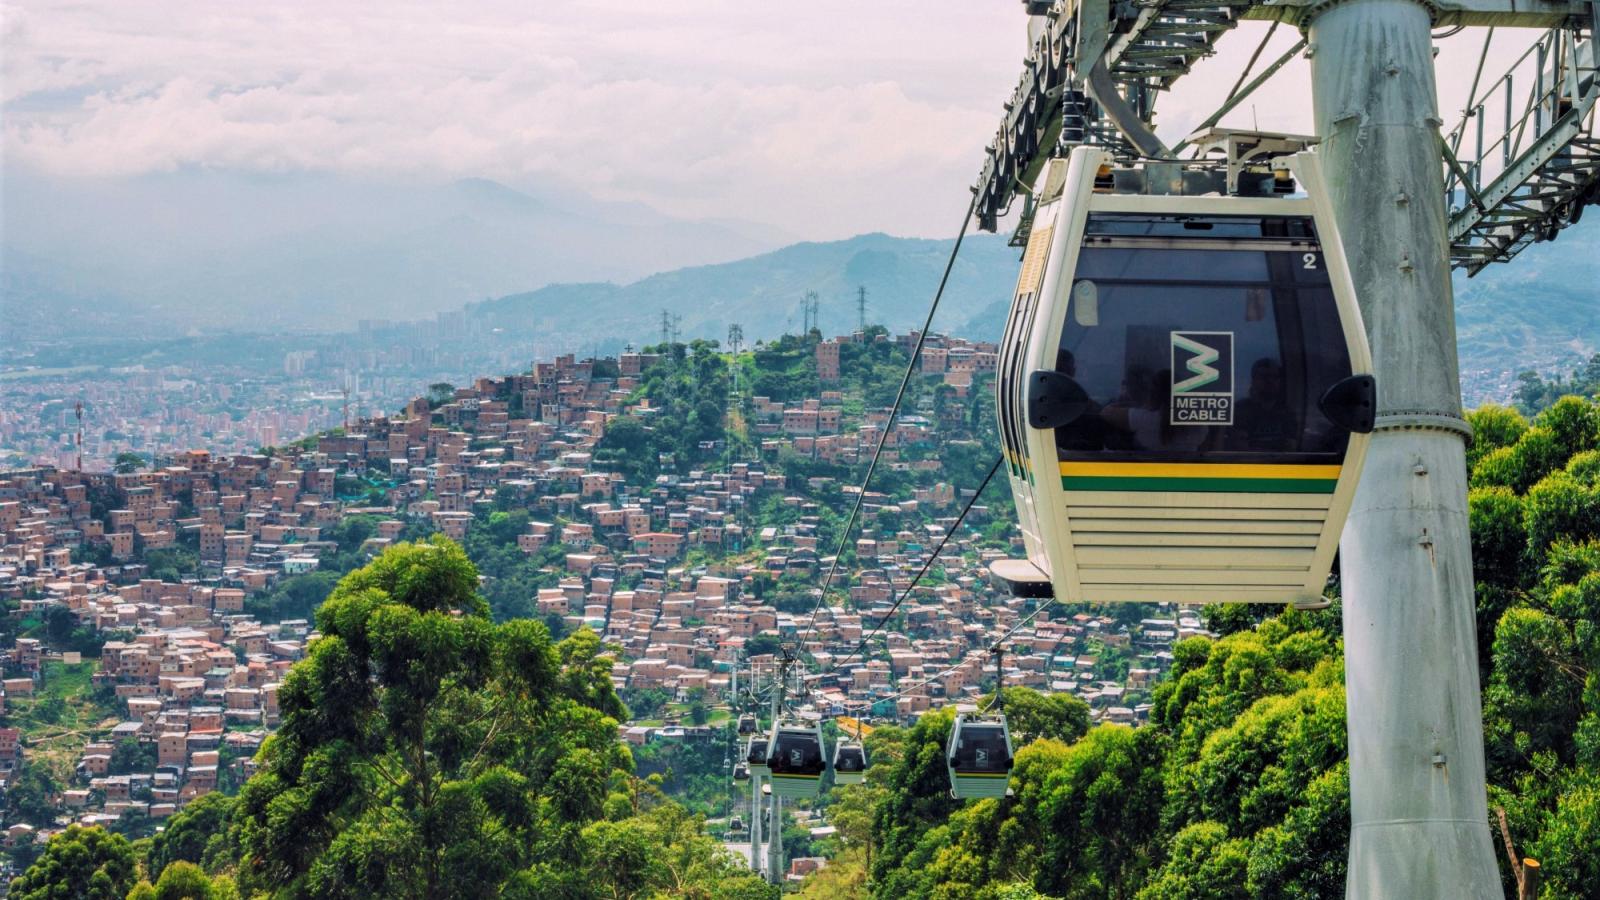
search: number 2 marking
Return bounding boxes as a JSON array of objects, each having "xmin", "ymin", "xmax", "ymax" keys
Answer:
[{"xmin": 1303, "ymin": 253, "xmax": 1319, "ymax": 269}]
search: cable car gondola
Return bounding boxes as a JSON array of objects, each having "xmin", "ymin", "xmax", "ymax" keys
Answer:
[
  {"xmin": 946, "ymin": 714, "xmax": 1015, "ymax": 800},
  {"xmin": 996, "ymin": 147, "xmax": 1376, "ymax": 605},
  {"xmin": 766, "ymin": 723, "xmax": 827, "ymax": 799},
  {"xmin": 832, "ymin": 742, "xmax": 867, "ymax": 785},
  {"xmin": 745, "ymin": 734, "xmax": 770, "ymax": 777},
  {"xmin": 737, "ymin": 713, "xmax": 758, "ymax": 735},
  {"xmin": 733, "ymin": 761, "xmax": 750, "ymax": 782}
]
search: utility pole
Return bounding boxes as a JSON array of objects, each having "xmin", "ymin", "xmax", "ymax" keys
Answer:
[
  {"xmin": 74, "ymin": 401, "xmax": 84, "ymax": 472},
  {"xmin": 856, "ymin": 285, "xmax": 868, "ymax": 334},
  {"xmin": 661, "ymin": 309, "xmax": 672, "ymax": 348},
  {"xmin": 766, "ymin": 656, "xmax": 788, "ymax": 886},
  {"xmin": 1308, "ymin": 2, "xmax": 1499, "ymax": 895},
  {"xmin": 743, "ymin": 663, "xmax": 764, "ymax": 874}
]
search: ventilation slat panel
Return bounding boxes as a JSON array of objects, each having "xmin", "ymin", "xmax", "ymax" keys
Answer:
[
  {"xmin": 1081, "ymin": 584, "xmax": 1308, "ymax": 603},
  {"xmin": 1062, "ymin": 490, "xmax": 1333, "ymax": 510},
  {"xmin": 1078, "ymin": 568, "xmax": 1313, "ymax": 586},
  {"xmin": 1071, "ymin": 517, "xmax": 1324, "ymax": 535},
  {"xmin": 1073, "ymin": 532, "xmax": 1321, "ymax": 548},
  {"xmin": 1076, "ymin": 546, "xmax": 1315, "ymax": 570},
  {"xmin": 1066, "ymin": 505, "xmax": 1329, "ymax": 521}
]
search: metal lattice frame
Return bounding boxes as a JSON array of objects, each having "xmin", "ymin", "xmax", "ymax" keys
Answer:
[
  {"xmin": 972, "ymin": 0, "xmax": 1257, "ymax": 232},
  {"xmin": 976, "ymin": 0, "xmax": 1599, "ymax": 273},
  {"xmin": 1445, "ymin": 26, "xmax": 1600, "ymax": 272}
]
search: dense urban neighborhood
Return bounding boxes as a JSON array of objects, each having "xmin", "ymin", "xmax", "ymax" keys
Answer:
[{"xmin": 0, "ymin": 327, "xmax": 1202, "ymax": 883}]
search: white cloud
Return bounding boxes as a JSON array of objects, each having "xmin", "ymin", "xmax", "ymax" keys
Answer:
[
  {"xmin": 0, "ymin": 0, "xmax": 1556, "ymax": 238},
  {"xmin": 2, "ymin": 0, "xmax": 1024, "ymax": 237}
]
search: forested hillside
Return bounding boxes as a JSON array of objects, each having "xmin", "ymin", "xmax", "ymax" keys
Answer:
[
  {"xmin": 11, "ymin": 345, "xmax": 1600, "ymax": 898},
  {"xmin": 813, "ymin": 396, "xmax": 1600, "ymax": 899},
  {"xmin": 9, "ymin": 541, "xmax": 776, "ymax": 899}
]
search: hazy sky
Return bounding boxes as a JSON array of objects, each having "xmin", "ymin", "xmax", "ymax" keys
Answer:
[{"xmin": 2, "ymin": 0, "xmax": 1536, "ymax": 239}]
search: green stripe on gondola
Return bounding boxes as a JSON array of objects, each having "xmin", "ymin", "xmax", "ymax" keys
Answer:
[
  {"xmin": 1060, "ymin": 475, "xmax": 1338, "ymax": 493},
  {"xmin": 952, "ymin": 772, "xmax": 1012, "ymax": 778}
]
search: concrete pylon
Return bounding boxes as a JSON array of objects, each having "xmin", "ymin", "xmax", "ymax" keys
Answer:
[{"xmin": 1308, "ymin": 1, "xmax": 1502, "ymax": 896}]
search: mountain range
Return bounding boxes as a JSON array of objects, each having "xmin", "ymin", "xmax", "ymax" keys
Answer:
[
  {"xmin": 3, "ymin": 167, "xmax": 1595, "ymax": 405},
  {"xmin": 1, "ymin": 169, "xmax": 793, "ymax": 335}
]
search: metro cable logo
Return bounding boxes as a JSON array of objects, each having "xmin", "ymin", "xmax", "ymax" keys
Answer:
[{"xmin": 1170, "ymin": 331, "xmax": 1234, "ymax": 425}]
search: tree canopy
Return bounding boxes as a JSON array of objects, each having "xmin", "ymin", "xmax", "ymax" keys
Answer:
[
  {"xmin": 830, "ymin": 394, "xmax": 1600, "ymax": 899},
  {"xmin": 93, "ymin": 536, "xmax": 775, "ymax": 899}
]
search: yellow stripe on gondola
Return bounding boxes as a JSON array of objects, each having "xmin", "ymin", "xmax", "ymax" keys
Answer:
[
  {"xmin": 772, "ymin": 774, "xmax": 822, "ymax": 780},
  {"xmin": 1058, "ymin": 461, "xmax": 1341, "ymax": 494},
  {"xmin": 1059, "ymin": 462, "xmax": 1342, "ymax": 479},
  {"xmin": 952, "ymin": 772, "xmax": 1012, "ymax": 778}
]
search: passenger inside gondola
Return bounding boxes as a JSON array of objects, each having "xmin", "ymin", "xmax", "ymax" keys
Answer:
[
  {"xmin": 1101, "ymin": 367, "xmax": 1210, "ymax": 452},
  {"xmin": 1050, "ymin": 225, "xmax": 1355, "ymax": 463},
  {"xmin": 952, "ymin": 725, "xmax": 1010, "ymax": 772},
  {"xmin": 1231, "ymin": 358, "xmax": 1297, "ymax": 450}
]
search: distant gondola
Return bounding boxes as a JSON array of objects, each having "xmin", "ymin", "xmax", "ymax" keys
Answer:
[
  {"xmin": 733, "ymin": 762, "xmax": 750, "ymax": 782},
  {"xmin": 832, "ymin": 742, "xmax": 867, "ymax": 785},
  {"xmin": 737, "ymin": 713, "xmax": 758, "ymax": 735},
  {"xmin": 766, "ymin": 723, "xmax": 827, "ymax": 799},
  {"xmin": 745, "ymin": 734, "xmax": 770, "ymax": 777},
  {"xmin": 946, "ymin": 714, "xmax": 1014, "ymax": 800},
  {"xmin": 995, "ymin": 147, "xmax": 1375, "ymax": 605}
]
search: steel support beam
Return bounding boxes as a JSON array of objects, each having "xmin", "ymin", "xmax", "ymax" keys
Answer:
[
  {"xmin": 1252, "ymin": 0, "xmax": 1586, "ymax": 27},
  {"xmin": 1307, "ymin": 1, "xmax": 1501, "ymax": 896}
]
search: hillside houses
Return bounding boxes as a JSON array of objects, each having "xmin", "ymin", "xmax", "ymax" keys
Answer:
[{"xmin": 0, "ymin": 327, "xmax": 1197, "ymax": 836}]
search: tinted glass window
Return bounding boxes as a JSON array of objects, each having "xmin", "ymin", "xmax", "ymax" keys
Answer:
[
  {"xmin": 835, "ymin": 748, "xmax": 865, "ymax": 771},
  {"xmin": 1053, "ymin": 215, "xmax": 1352, "ymax": 464},
  {"xmin": 952, "ymin": 724, "xmax": 1010, "ymax": 772},
  {"xmin": 771, "ymin": 732, "xmax": 822, "ymax": 773}
]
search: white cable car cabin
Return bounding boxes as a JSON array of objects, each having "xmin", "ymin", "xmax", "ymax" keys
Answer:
[
  {"xmin": 832, "ymin": 743, "xmax": 867, "ymax": 785},
  {"xmin": 766, "ymin": 724, "xmax": 828, "ymax": 799},
  {"xmin": 946, "ymin": 715, "xmax": 1015, "ymax": 800},
  {"xmin": 737, "ymin": 714, "xmax": 758, "ymax": 735},
  {"xmin": 994, "ymin": 147, "xmax": 1375, "ymax": 606},
  {"xmin": 745, "ymin": 734, "xmax": 770, "ymax": 777}
]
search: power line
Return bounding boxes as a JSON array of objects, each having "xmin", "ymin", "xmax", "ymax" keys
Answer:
[
  {"xmin": 844, "ymin": 593, "xmax": 1057, "ymax": 712},
  {"xmin": 823, "ymin": 456, "xmax": 1003, "ymax": 678},
  {"xmin": 795, "ymin": 195, "xmax": 979, "ymax": 657}
]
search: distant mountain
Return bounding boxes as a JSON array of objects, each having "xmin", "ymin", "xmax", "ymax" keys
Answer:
[
  {"xmin": 467, "ymin": 231, "xmax": 1020, "ymax": 344},
  {"xmin": 1453, "ymin": 222, "xmax": 1600, "ymax": 402},
  {"xmin": 0, "ymin": 169, "xmax": 795, "ymax": 334}
]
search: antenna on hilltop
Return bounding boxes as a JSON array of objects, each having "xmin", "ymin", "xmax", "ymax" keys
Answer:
[
  {"xmin": 74, "ymin": 401, "xmax": 84, "ymax": 472},
  {"xmin": 857, "ymin": 286, "xmax": 868, "ymax": 333}
]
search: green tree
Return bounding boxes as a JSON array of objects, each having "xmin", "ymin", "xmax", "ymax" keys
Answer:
[
  {"xmin": 4, "ymin": 765, "xmax": 62, "ymax": 826},
  {"xmin": 231, "ymin": 537, "xmax": 635, "ymax": 898},
  {"xmin": 113, "ymin": 452, "xmax": 146, "ymax": 474},
  {"xmin": 128, "ymin": 861, "xmax": 238, "ymax": 900},
  {"xmin": 8, "ymin": 825, "xmax": 137, "ymax": 900},
  {"xmin": 427, "ymin": 383, "xmax": 456, "ymax": 406},
  {"xmin": 146, "ymin": 792, "xmax": 234, "ymax": 876},
  {"xmin": 109, "ymin": 739, "xmax": 156, "ymax": 776}
]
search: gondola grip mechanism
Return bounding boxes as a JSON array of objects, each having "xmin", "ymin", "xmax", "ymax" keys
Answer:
[{"xmin": 1318, "ymin": 374, "xmax": 1378, "ymax": 434}]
